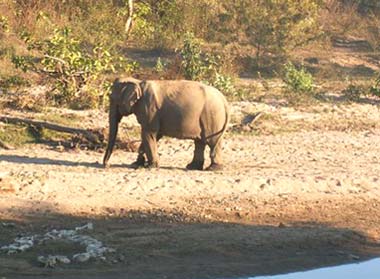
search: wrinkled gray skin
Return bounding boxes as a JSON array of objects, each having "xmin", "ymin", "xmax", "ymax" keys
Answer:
[{"xmin": 103, "ymin": 77, "xmax": 229, "ymax": 170}]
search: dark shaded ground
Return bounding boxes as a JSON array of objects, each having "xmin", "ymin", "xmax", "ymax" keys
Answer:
[{"xmin": 1, "ymin": 203, "xmax": 380, "ymax": 279}]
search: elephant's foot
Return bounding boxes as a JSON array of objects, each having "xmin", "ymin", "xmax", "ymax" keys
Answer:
[
  {"xmin": 145, "ymin": 161, "xmax": 159, "ymax": 169},
  {"xmin": 186, "ymin": 161, "xmax": 204, "ymax": 171},
  {"xmin": 130, "ymin": 157, "xmax": 146, "ymax": 169},
  {"xmin": 206, "ymin": 163, "xmax": 224, "ymax": 171}
]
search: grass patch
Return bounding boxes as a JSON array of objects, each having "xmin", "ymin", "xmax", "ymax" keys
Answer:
[
  {"xmin": 0, "ymin": 123, "xmax": 72, "ymax": 147},
  {"xmin": 34, "ymin": 112, "xmax": 84, "ymax": 127},
  {"xmin": 0, "ymin": 124, "xmax": 36, "ymax": 146}
]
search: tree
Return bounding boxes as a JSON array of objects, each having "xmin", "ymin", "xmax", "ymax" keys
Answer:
[{"xmin": 218, "ymin": 0, "xmax": 323, "ymax": 66}]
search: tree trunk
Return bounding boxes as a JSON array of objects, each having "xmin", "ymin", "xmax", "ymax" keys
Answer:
[{"xmin": 125, "ymin": 0, "xmax": 134, "ymax": 38}]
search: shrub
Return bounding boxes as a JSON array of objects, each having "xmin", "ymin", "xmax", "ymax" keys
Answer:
[
  {"xmin": 180, "ymin": 32, "xmax": 207, "ymax": 81},
  {"xmin": 283, "ymin": 62, "xmax": 315, "ymax": 94},
  {"xmin": 370, "ymin": 74, "xmax": 380, "ymax": 97},
  {"xmin": 0, "ymin": 16, "xmax": 10, "ymax": 34},
  {"xmin": 12, "ymin": 27, "xmax": 138, "ymax": 108},
  {"xmin": 0, "ymin": 75, "xmax": 29, "ymax": 92},
  {"xmin": 212, "ymin": 73, "xmax": 236, "ymax": 96},
  {"xmin": 179, "ymin": 32, "xmax": 237, "ymax": 96},
  {"xmin": 342, "ymin": 84, "xmax": 365, "ymax": 101},
  {"xmin": 217, "ymin": 0, "xmax": 323, "ymax": 66}
]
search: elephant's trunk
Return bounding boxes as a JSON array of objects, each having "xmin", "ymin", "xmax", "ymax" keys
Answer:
[{"xmin": 103, "ymin": 105, "xmax": 122, "ymax": 167}]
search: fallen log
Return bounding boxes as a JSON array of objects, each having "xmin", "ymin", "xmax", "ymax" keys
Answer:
[
  {"xmin": 0, "ymin": 115, "xmax": 102, "ymax": 144},
  {"xmin": 0, "ymin": 139, "xmax": 14, "ymax": 150}
]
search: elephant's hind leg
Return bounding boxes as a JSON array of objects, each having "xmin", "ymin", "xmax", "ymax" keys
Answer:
[
  {"xmin": 206, "ymin": 137, "xmax": 224, "ymax": 171},
  {"xmin": 186, "ymin": 139, "xmax": 205, "ymax": 170}
]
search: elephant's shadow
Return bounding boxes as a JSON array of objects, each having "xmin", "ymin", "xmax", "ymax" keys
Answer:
[
  {"xmin": 0, "ymin": 154, "xmax": 103, "ymax": 168},
  {"xmin": 0, "ymin": 154, "xmax": 188, "ymax": 171},
  {"xmin": 107, "ymin": 162, "xmax": 189, "ymax": 171}
]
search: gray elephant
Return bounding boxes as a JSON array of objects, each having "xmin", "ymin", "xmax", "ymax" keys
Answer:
[{"xmin": 103, "ymin": 77, "xmax": 229, "ymax": 170}]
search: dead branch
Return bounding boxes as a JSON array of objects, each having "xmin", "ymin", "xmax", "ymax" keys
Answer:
[
  {"xmin": 43, "ymin": 55, "xmax": 68, "ymax": 65},
  {"xmin": 242, "ymin": 111, "xmax": 264, "ymax": 126},
  {"xmin": 0, "ymin": 115, "xmax": 102, "ymax": 144},
  {"xmin": 125, "ymin": 0, "xmax": 134, "ymax": 38},
  {"xmin": 0, "ymin": 139, "xmax": 14, "ymax": 150}
]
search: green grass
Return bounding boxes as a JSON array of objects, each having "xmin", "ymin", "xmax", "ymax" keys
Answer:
[
  {"xmin": 0, "ymin": 123, "xmax": 72, "ymax": 147},
  {"xmin": 34, "ymin": 111, "xmax": 84, "ymax": 127},
  {"xmin": 0, "ymin": 124, "xmax": 37, "ymax": 146}
]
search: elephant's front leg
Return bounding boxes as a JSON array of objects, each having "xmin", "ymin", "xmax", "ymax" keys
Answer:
[
  {"xmin": 141, "ymin": 130, "xmax": 159, "ymax": 168},
  {"xmin": 131, "ymin": 143, "xmax": 146, "ymax": 168}
]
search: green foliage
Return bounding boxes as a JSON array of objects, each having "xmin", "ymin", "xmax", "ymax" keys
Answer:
[
  {"xmin": 0, "ymin": 16, "xmax": 10, "ymax": 33},
  {"xmin": 127, "ymin": 1, "xmax": 222, "ymax": 49},
  {"xmin": 0, "ymin": 122, "xmax": 73, "ymax": 147},
  {"xmin": 0, "ymin": 75, "xmax": 30, "ymax": 92},
  {"xmin": 370, "ymin": 75, "xmax": 380, "ymax": 97},
  {"xmin": 12, "ymin": 27, "xmax": 138, "ymax": 108},
  {"xmin": 0, "ymin": 124, "xmax": 37, "ymax": 146},
  {"xmin": 154, "ymin": 57, "xmax": 166, "ymax": 74},
  {"xmin": 283, "ymin": 62, "xmax": 314, "ymax": 94},
  {"xmin": 179, "ymin": 32, "xmax": 237, "ymax": 96},
  {"xmin": 180, "ymin": 32, "xmax": 207, "ymax": 81},
  {"xmin": 212, "ymin": 73, "xmax": 236, "ymax": 96},
  {"xmin": 218, "ymin": 0, "xmax": 322, "ymax": 66},
  {"xmin": 129, "ymin": 2, "xmax": 154, "ymax": 42}
]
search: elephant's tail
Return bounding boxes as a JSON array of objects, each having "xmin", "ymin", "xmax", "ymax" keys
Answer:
[{"xmin": 210, "ymin": 100, "xmax": 229, "ymax": 158}]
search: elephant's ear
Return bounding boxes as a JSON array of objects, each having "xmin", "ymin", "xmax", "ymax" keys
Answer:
[
  {"xmin": 118, "ymin": 81, "xmax": 143, "ymax": 113},
  {"xmin": 127, "ymin": 81, "xmax": 142, "ymax": 103},
  {"xmin": 138, "ymin": 80, "xmax": 161, "ymax": 126},
  {"xmin": 135, "ymin": 81, "xmax": 143, "ymax": 100}
]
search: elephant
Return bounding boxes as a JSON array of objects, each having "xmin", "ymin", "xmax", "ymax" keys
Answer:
[{"xmin": 103, "ymin": 77, "xmax": 229, "ymax": 171}]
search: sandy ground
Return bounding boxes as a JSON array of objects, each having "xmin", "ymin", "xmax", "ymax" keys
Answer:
[{"xmin": 1, "ymin": 100, "xmax": 380, "ymax": 279}]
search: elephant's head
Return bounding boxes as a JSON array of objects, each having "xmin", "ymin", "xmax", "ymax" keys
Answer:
[
  {"xmin": 112, "ymin": 78, "xmax": 143, "ymax": 116},
  {"xmin": 103, "ymin": 78, "xmax": 142, "ymax": 167}
]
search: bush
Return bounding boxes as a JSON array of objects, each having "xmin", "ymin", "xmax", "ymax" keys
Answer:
[
  {"xmin": 283, "ymin": 62, "xmax": 315, "ymax": 94},
  {"xmin": 217, "ymin": 0, "xmax": 323, "ymax": 66},
  {"xmin": 180, "ymin": 32, "xmax": 207, "ymax": 81},
  {"xmin": 342, "ymin": 75, "xmax": 380, "ymax": 101},
  {"xmin": 0, "ymin": 16, "xmax": 10, "ymax": 34},
  {"xmin": 370, "ymin": 74, "xmax": 380, "ymax": 97},
  {"xmin": 212, "ymin": 73, "xmax": 236, "ymax": 96},
  {"xmin": 179, "ymin": 32, "xmax": 237, "ymax": 96},
  {"xmin": 12, "ymin": 27, "xmax": 138, "ymax": 108},
  {"xmin": 0, "ymin": 75, "xmax": 29, "ymax": 92},
  {"xmin": 342, "ymin": 83, "xmax": 365, "ymax": 101}
]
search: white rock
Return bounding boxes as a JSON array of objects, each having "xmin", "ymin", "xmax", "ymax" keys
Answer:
[
  {"xmin": 38, "ymin": 255, "xmax": 57, "ymax": 267},
  {"xmin": 73, "ymin": 252, "xmax": 91, "ymax": 263},
  {"xmin": 56, "ymin": 255, "xmax": 71, "ymax": 264},
  {"xmin": 75, "ymin": 223, "xmax": 94, "ymax": 231},
  {"xmin": 1, "ymin": 223, "xmax": 115, "ymax": 265}
]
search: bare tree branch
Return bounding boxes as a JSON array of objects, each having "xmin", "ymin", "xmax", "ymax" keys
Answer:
[
  {"xmin": 43, "ymin": 55, "xmax": 68, "ymax": 65},
  {"xmin": 125, "ymin": 0, "xmax": 134, "ymax": 38},
  {"xmin": 0, "ymin": 139, "xmax": 14, "ymax": 150}
]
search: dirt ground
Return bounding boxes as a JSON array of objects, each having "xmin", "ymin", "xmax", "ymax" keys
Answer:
[{"xmin": 1, "ymin": 98, "xmax": 380, "ymax": 279}]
